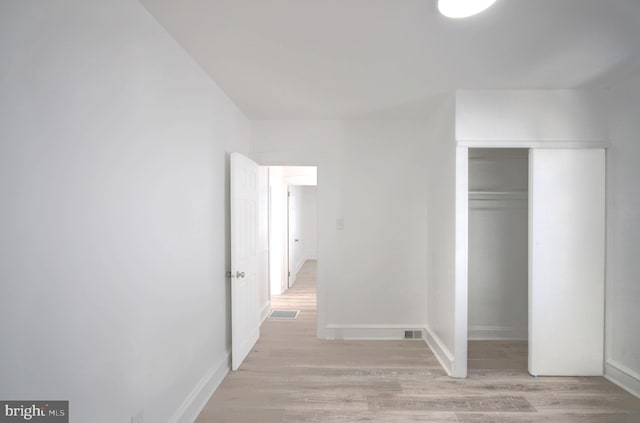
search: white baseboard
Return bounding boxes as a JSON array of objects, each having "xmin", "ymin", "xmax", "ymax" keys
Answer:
[
  {"xmin": 424, "ymin": 327, "xmax": 455, "ymax": 377},
  {"xmin": 605, "ymin": 359, "xmax": 640, "ymax": 398},
  {"xmin": 169, "ymin": 353, "xmax": 230, "ymax": 423},
  {"xmin": 325, "ymin": 324, "xmax": 425, "ymax": 341},
  {"xmin": 323, "ymin": 325, "xmax": 458, "ymax": 379},
  {"xmin": 468, "ymin": 325, "xmax": 527, "ymax": 341},
  {"xmin": 260, "ymin": 300, "xmax": 271, "ymax": 323}
]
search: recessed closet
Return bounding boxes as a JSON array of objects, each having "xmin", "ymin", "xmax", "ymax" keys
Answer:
[{"xmin": 465, "ymin": 147, "xmax": 605, "ymax": 376}]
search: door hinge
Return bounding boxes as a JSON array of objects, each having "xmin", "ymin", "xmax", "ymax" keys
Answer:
[{"xmin": 288, "ymin": 271, "xmax": 291, "ymax": 277}]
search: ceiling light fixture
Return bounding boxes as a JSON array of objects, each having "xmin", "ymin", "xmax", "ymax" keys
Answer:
[{"xmin": 438, "ymin": 0, "xmax": 497, "ymax": 18}]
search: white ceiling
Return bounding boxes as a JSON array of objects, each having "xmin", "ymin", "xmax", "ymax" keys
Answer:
[{"xmin": 140, "ymin": 0, "xmax": 640, "ymax": 120}]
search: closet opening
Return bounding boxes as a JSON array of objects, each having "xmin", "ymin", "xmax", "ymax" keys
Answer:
[{"xmin": 467, "ymin": 148, "xmax": 529, "ymax": 374}]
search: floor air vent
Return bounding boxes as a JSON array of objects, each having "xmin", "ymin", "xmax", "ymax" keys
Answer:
[
  {"xmin": 404, "ymin": 330, "xmax": 423, "ymax": 340},
  {"xmin": 269, "ymin": 310, "xmax": 299, "ymax": 319}
]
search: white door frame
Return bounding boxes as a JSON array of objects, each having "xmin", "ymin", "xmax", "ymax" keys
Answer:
[{"xmin": 287, "ymin": 186, "xmax": 292, "ymax": 289}]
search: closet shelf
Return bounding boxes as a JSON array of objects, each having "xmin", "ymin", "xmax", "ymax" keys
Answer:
[{"xmin": 469, "ymin": 190, "xmax": 528, "ymax": 201}]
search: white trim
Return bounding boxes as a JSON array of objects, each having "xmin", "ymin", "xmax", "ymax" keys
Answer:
[
  {"xmin": 605, "ymin": 360, "xmax": 640, "ymax": 398},
  {"xmin": 453, "ymin": 147, "xmax": 469, "ymax": 379},
  {"xmin": 169, "ymin": 353, "xmax": 230, "ymax": 423},
  {"xmin": 605, "ymin": 147, "xmax": 615, "ymax": 375},
  {"xmin": 468, "ymin": 325, "xmax": 527, "ymax": 341},
  {"xmin": 260, "ymin": 300, "xmax": 271, "ymax": 324},
  {"xmin": 325, "ymin": 324, "xmax": 425, "ymax": 341},
  {"xmin": 424, "ymin": 327, "xmax": 455, "ymax": 377},
  {"xmin": 457, "ymin": 140, "xmax": 609, "ymax": 149}
]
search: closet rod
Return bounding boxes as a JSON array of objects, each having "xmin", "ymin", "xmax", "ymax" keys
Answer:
[{"xmin": 469, "ymin": 191, "xmax": 528, "ymax": 200}]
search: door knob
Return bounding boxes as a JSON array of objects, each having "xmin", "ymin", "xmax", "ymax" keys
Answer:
[{"xmin": 236, "ymin": 271, "xmax": 245, "ymax": 279}]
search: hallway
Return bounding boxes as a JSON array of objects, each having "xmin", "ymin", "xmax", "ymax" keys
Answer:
[{"xmin": 195, "ymin": 260, "xmax": 640, "ymax": 422}]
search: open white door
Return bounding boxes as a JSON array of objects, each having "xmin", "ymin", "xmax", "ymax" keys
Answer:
[
  {"xmin": 529, "ymin": 148, "xmax": 605, "ymax": 376},
  {"xmin": 230, "ymin": 153, "xmax": 260, "ymax": 371},
  {"xmin": 287, "ymin": 186, "xmax": 300, "ymax": 288}
]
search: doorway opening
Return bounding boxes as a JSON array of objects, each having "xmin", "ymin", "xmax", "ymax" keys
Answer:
[
  {"xmin": 267, "ymin": 166, "xmax": 317, "ymax": 300},
  {"xmin": 467, "ymin": 148, "xmax": 529, "ymax": 374}
]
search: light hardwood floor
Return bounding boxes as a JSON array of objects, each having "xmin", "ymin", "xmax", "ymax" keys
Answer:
[{"xmin": 196, "ymin": 260, "xmax": 640, "ymax": 422}]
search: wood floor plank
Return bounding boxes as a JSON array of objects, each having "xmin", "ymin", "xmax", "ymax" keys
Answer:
[
  {"xmin": 456, "ymin": 411, "xmax": 640, "ymax": 423},
  {"xmin": 283, "ymin": 410, "xmax": 459, "ymax": 422},
  {"xmin": 367, "ymin": 395, "xmax": 535, "ymax": 412},
  {"xmin": 195, "ymin": 260, "xmax": 640, "ymax": 422}
]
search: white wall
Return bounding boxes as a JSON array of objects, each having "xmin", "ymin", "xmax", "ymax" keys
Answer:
[
  {"xmin": 605, "ymin": 73, "xmax": 640, "ymax": 396},
  {"xmin": 0, "ymin": 2, "xmax": 249, "ymax": 422},
  {"xmin": 258, "ymin": 166, "xmax": 270, "ymax": 321},
  {"xmin": 456, "ymin": 90, "xmax": 607, "ymax": 145},
  {"xmin": 301, "ymin": 186, "xmax": 318, "ymax": 260},
  {"xmin": 268, "ymin": 170, "xmax": 288, "ymax": 296},
  {"xmin": 334, "ymin": 121, "xmax": 429, "ymax": 335},
  {"xmin": 424, "ymin": 95, "xmax": 460, "ymax": 375},
  {"xmin": 468, "ymin": 149, "xmax": 528, "ymax": 341},
  {"xmin": 251, "ymin": 120, "xmax": 430, "ymax": 340}
]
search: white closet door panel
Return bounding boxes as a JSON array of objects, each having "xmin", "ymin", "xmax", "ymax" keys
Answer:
[{"xmin": 529, "ymin": 148, "xmax": 605, "ymax": 376}]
